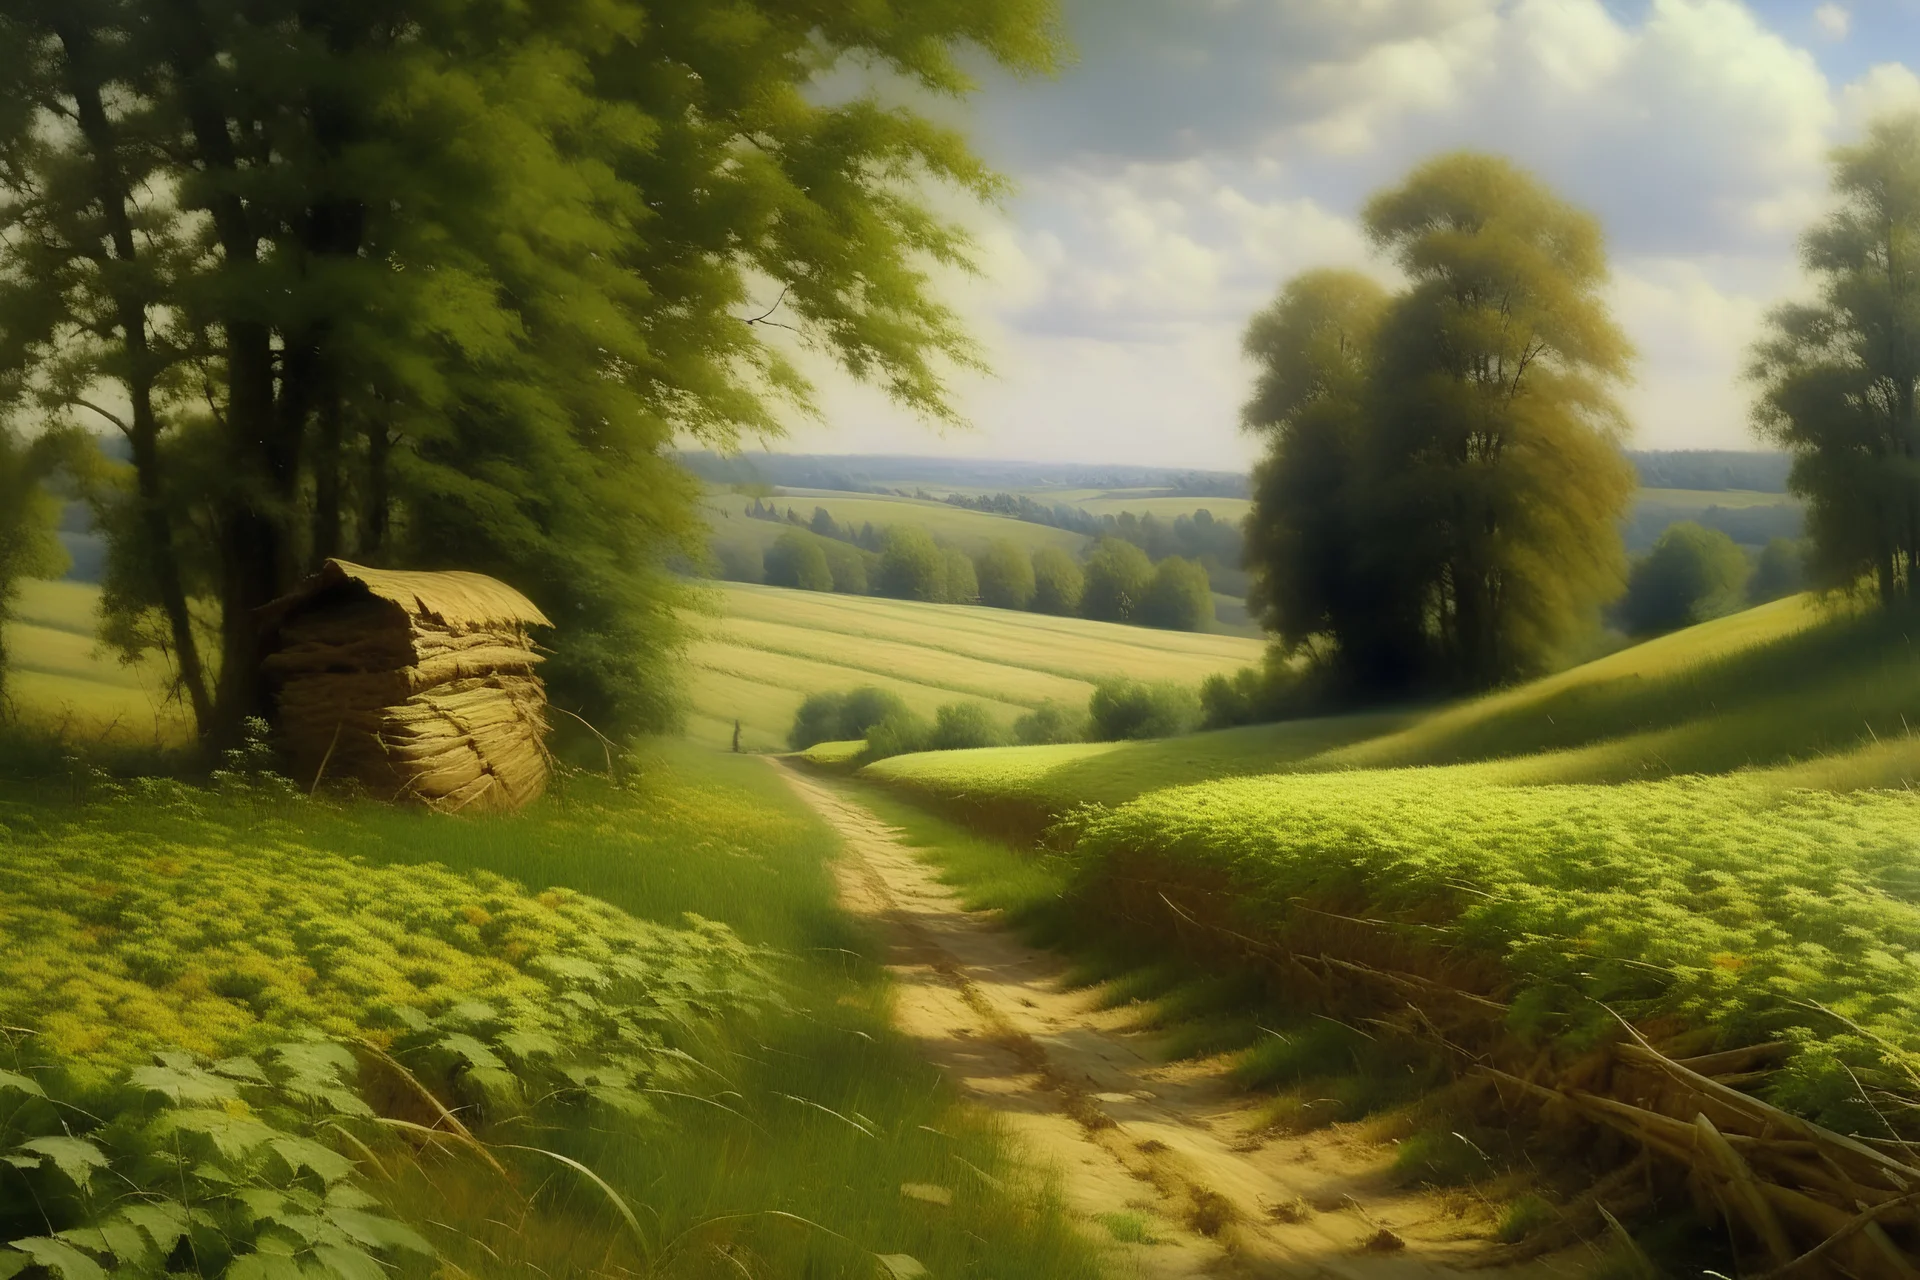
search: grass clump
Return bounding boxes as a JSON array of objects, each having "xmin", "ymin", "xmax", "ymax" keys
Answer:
[{"xmin": 1495, "ymin": 1194, "xmax": 1558, "ymax": 1243}]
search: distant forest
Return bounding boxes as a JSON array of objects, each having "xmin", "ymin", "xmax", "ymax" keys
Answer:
[{"xmin": 681, "ymin": 450, "xmax": 1792, "ymax": 498}]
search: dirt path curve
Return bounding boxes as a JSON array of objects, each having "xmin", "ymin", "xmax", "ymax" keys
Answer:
[{"xmin": 771, "ymin": 763, "xmax": 1580, "ymax": 1280}]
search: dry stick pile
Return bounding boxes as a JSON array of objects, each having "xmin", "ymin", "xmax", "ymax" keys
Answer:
[
  {"xmin": 265, "ymin": 592, "xmax": 551, "ymax": 814},
  {"xmin": 1104, "ymin": 874, "xmax": 1920, "ymax": 1277}
]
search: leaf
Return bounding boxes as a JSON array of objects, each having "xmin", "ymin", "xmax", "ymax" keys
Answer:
[
  {"xmin": 312, "ymin": 1243, "xmax": 386, "ymax": 1280},
  {"xmin": 270, "ymin": 1137, "xmax": 356, "ymax": 1185},
  {"xmin": 0, "ymin": 1071, "xmax": 45, "ymax": 1099},
  {"xmin": 16, "ymin": 1136, "xmax": 108, "ymax": 1188},
  {"xmin": 875, "ymin": 1254, "xmax": 931, "ymax": 1279},
  {"xmin": 496, "ymin": 1029, "xmax": 561, "ymax": 1060},
  {"xmin": 899, "ymin": 1183, "xmax": 952, "ymax": 1206},
  {"xmin": 117, "ymin": 1202, "xmax": 189, "ymax": 1257},
  {"xmin": 435, "ymin": 1033, "xmax": 506, "ymax": 1073},
  {"xmin": 213, "ymin": 1056, "xmax": 269, "ymax": 1082},
  {"xmin": 164, "ymin": 1110, "xmax": 279, "ymax": 1162},
  {"xmin": 130, "ymin": 1062, "xmax": 238, "ymax": 1105},
  {"xmin": 54, "ymin": 1224, "xmax": 147, "ymax": 1268},
  {"xmin": 226, "ymin": 1252, "xmax": 306, "ymax": 1280},
  {"xmin": 6, "ymin": 1239, "xmax": 105, "ymax": 1280},
  {"xmin": 0, "ymin": 1250, "xmax": 27, "ymax": 1280},
  {"xmin": 324, "ymin": 1208, "xmax": 433, "ymax": 1256}
]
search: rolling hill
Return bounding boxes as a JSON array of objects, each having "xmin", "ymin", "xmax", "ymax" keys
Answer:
[{"xmin": 2, "ymin": 580, "xmax": 192, "ymax": 744}]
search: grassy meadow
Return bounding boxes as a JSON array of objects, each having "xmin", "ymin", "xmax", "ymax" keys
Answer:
[
  {"xmin": 0, "ymin": 744, "xmax": 1107, "ymax": 1279},
  {"xmin": 2, "ymin": 580, "xmax": 193, "ymax": 746},
  {"xmin": 703, "ymin": 489, "xmax": 1089, "ymax": 562},
  {"xmin": 686, "ymin": 580, "xmax": 1265, "ymax": 750}
]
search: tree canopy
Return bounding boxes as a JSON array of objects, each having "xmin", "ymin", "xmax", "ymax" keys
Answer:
[
  {"xmin": 1618, "ymin": 522, "xmax": 1751, "ymax": 636},
  {"xmin": 1753, "ymin": 113, "xmax": 1920, "ymax": 605},
  {"xmin": 0, "ymin": 0, "xmax": 1062, "ymax": 745},
  {"xmin": 1243, "ymin": 153, "xmax": 1636, "ymax": 692}
]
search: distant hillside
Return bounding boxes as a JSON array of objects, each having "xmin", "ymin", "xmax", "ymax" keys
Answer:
[
  {"xmin": 1625, "ymin": 450, "xmax": 1790, "ymax": 493},
  {"xmin": 679, "ymin": 451, "xmax": 1250, "ymax": 498}
]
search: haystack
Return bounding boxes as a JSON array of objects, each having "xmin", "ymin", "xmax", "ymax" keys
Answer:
[{"xmin": 258, "ymin": 560, "xmax": 553, "ymax": 813}]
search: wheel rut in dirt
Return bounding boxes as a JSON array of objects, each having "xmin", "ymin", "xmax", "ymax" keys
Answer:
[{"xmin": 771, "ymin": 762, "xmax": 1581, "ymax": 1280}]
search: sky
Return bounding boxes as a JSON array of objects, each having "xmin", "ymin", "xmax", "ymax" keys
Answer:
[{"xmin": 771, "ymin": 0, "xmax": 1920, "ymax": 472}]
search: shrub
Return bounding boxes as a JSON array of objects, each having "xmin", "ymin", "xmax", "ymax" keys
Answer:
[
  {"xmin": 976, "ymin": 540, "xmax": 1036, "ymax": 609},
  {"xmin": 942, "ymin": 547, "xmax": 978, "ymax": 603},
  {"xmin": 1029, "ymin": 547, "xmax": 1084, "ymax": 615},
  {"xmin": 765, "ymin": 530, "xmax": 834, "ymax": 591},
  {"xmin": 1013, "ymin": 701, "xmax": 1084, "ymax": 745},
  {"xmin": 877, "ymin": 526, "xmax": 945, "ymax": 601},
  {"xmin": 1200, "ymin": 654, "xmax": 1300, "ymax": 729},
  {"xmin": 1137, "ymin": 556, "xmax": 1214, "ymax": 631},
  {"xmin": 1618, "ymin": 521, "xmax": 1750, "ymax": 635},
  {"xmin": 789, "ymin": 686, "xmax": 913, "ymax": 749},
  {"xmin": 1087, "ymin": 679, "xmax": 1201, "ymax": 741},
  {"xmin": 839, "ymin": 686, "xmax": 911, "ymax": 739},
  {"xmin": 1080, "ymin": 538, "xmax": 1154, "ymax": 622},
  {"xmin": 928, "ymin": 702, "xmax": 1006, "ymax": 751},
  {"xmin": 865, "ymin": 709, "xmax": 932, "ymax": 760},
  {"xmin": 821, "ymin": 539, "xmax": 870, "ymax": 594},
  {"xmin": 1750, "ymin": 537, "xmax": 1806, "ymax": 603},
  {"xmin": 714, "ymin": 542, "xmax": 763, "ymax": 583}
]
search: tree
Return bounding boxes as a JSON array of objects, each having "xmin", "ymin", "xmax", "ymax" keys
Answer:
[
  {"xmin": 1750, "ymin": 538, "xmax": 1806, "ymax": 603},
  {"xmin": 975, "ymin": 539, "xmax": 1035, "ymax": 609},
  {"xmin": 1013, "ymin": 701, "xmax": 1083, "ymax": 744},
  {"xmin": 941, "ymin": 547, "xmax": 978, "ymax": 603},
  {"xmin": 821, "ymin": 541, "xmax": 870, "ymax": 595},
  {"xmin": 1030, "ymin": 547, "xmax": 1084, "ymax": 615},
  {"xmin": 1362, "ymin": 153, "xmax": 1635, "ymax": 686},
  {"xmin": 1138, "ymin": 556, "xmax": 1214, "ymax": 631},
  {"xmin": 1240, "ymin": 270, "xmax": 1404, "ymax": 678},
  {"xmin": 1241, "ymin": 155, "xmax": 1636, "ymax": 693},
  {"xmin": 877, "ymin": 526, "xmax": 945, "ymax": 601},
  {"xmin": 810, "ymin": 508, "xmax": 841, "ymax": 540},
  {"xmin": 1080, "ymin": 538, "xmax": 1153, "ymax": 622},
  {"xmin": 765, "ymin": 532, "xmax": 834, "ymax": 592},
  {"xmin": 0, "ymin": 0, "xmax": 1064, "ymax": 747},
  {"xmin": 1752, "ymin": 113, "xmax": 1920, "ymax": 605},
  {"xmin": 1618, "ymin": 522, "xmax": 1751, "ymax": 635}
]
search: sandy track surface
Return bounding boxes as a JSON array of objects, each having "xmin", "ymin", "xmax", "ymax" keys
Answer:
[{"xmin": 772, "ymin": 763, "xmax": 1583, "ymax": 1280}]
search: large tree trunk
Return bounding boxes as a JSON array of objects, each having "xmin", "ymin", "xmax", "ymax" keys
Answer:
[{"xmin": 54, "ymin": 19, "xmax": 214, "ymax": 733}]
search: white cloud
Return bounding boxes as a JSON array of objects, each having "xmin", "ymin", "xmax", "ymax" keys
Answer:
[
  {"xmin": 1841, "ymin": 63, "xmax": 1920, "ymax": 131},
  {"xmin": 1814, "ymin": 5, "xmax": 1851, "ymax": 41}
]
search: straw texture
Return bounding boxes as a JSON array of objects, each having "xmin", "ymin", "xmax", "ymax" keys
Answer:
[{"xmin": 259, "ymin": 560, "xmax": 552, "ymax": 813}]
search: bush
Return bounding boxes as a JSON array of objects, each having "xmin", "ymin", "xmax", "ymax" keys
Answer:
[
  {"xmin": 821, "ymin": 540, "xmax": 870, "ymax": 594},
  {"xmin": 714, "ymin": 542, "xmax": 763, "ymax": 583},
  {"xmin": 1080, "ymin": 538, "xmax": 1154, "ymax": 622},
  {"xmin": 787, "ymin": 686, "xmax": 912, "ymax": 749},
  {"xmin": 765, "ymin": 530, "xmax": 834, "ymax": 591},
  {"xmin": 865, "ymin": 709, "xmax": 932, "ymax": 760},
  {"xmin": 1013, "ymin": 701, "xmax": 1085, "ymax": 745},
  {"xmin": 1138, "ymin": 556, "xmax": 1214, "ymax": 631},
  {"xmin": 1087, "ymin": 678, "xmax": 1201, "ymax": 741},
  {"xmin": 1619, "ymin": 521, "xmax": 1751, "ymax": 635},
  {"xmin": 1750, "ymin": 537, "xmax": 1806, "ymax": 603},
  {"xmin": 877, "ymin": 526, "xmax": 945, "ymax": 601},
  {"xmin": 928, "ymin": 702, "xmax": 1006, "ymax": 751},
  {"xmin": 1200, "ymin": 655, "xmax": 1300, "ymax": 729},
  {"xmin": 942, "ymin": 547, "xmax": 978, "ymax": 603},
  {"xmin": 976, "ymin": 540, "xmax": 1036, "ymax": 610},
  {"xmin": 1029, "ymin": 547, "xmax": 1084, "ymax": 615}
]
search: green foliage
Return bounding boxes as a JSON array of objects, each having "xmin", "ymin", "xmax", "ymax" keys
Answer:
[
  {"xmin": 1072, "ymin": 770, "xmax": 1920, "ymax": 1131},
  {"xmin": 1751, "ymin": 538, "xmax": 1806, "ymax": 604},
  {"xmin": 878, "ymin": 527, "xmax": 946, "ymax": 602},
  {"xmin": 1619, "ymin": 522, "xmax": 1751, "ymax": 635},
  {"xmin": 787, "ymin": 686, "xmax": 913, "ymax": 751},
  {"xmin": 1496, "ymin": 1195, "xmax": 1558, "ymax": 1244},
  {"xmin": 976, "ymin": 539, "xmax": 1036, "ymax": 609},
  {"xmin": 766, "ymin": 531, "xmax": 835, "ymax": 592},
  {"xmin": 1245, "ymin": 156, "xmax": 1635, "ymax": 691},
  {"xmin": 1086, "ymin": 679, "xmax": 1200, "ymax": 742},
  {"xmin": 865, "ymin": 710, "xmax": 934, "ymax": 761},
  {"xmin": 0, "ymin": 423, "xmax": 76, "ymax": 706},
  {"xmin": 928, "ymin": 702, "xmax": 1006, "ymax": 751},
  {"xmin": 942, "ymin": 547, "xmax": 978, "ymax": 604},
  {"xmin": 0, "ymin": 0, "xmax": 1065, "ymax": 745},
  {"xmin": 1199, "ymin": 653, "xmax": 1302, "ymax": 729},
  {"xmin": 1137, "ymin": 556, "xmax": 1214, "ymax": 631},
  {"xmin": 1013, "ymin": 702, "xmax": 1085, "ymax": 746},
  {"xmin": 1079, "ymin": 538, "xmax": 1154, "ymax": 623},
  {"xmin": 1753, "ymin": 113, "xmax": 1920, "ymax": 605},
  {"xmin": 821, "ymin": 540, "xmax": 871, "ymax": 595},
  {"xmin": 1029, "ymin": 547, "xmax": 1084, "ymax": 616}
]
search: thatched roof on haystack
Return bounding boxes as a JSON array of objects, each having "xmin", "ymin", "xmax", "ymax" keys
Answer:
[{"xmin": 259, "ymin": 559, "xmax": 553, "ymax": 815}]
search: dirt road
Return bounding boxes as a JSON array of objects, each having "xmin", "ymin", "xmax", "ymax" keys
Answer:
[{"xmin": 772, "ymin": 763, "xmax": 1583, "ymax": 1280}]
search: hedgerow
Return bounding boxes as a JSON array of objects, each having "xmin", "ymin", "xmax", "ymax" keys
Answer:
[{"xmin": 1067, "ymin": 772, "xmax": 1920, "ymax": 1130}]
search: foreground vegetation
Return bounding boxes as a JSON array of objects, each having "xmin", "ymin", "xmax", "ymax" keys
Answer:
[{"xmin": 0, "ymin": 745, "xmax": 1105, "ymax": 1278}]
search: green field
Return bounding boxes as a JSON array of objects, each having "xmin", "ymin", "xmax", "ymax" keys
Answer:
[
  {"xmin": 687, "ymin": 580, "xmax": 1265, "ymax": 750},
  {"xmin": 3, "ymin": 579, "xmax": 193, "ymax": 744},
  {"xmin": 704, "ymin": 489, "xmax": 1089, "ymax": 561}
]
